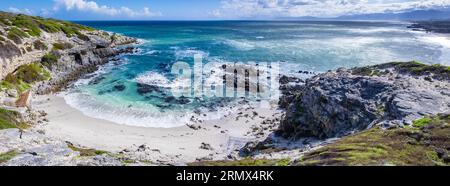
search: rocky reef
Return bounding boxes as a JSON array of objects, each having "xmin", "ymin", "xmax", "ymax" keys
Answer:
[{"xmin": 407, "ymin": 21, "xmax": 450, "ymax": 33}]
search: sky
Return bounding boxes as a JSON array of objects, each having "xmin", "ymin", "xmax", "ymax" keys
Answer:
[{"xmin": 1, "ymin": 0, "xmax": 450, "ymax": 20}]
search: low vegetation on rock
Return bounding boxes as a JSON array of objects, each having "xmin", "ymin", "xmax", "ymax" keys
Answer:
[
  {"xmin": 0, "ymin": 150, "xmax": 17, "ymax": 164},
  {"xmin": 0, "ymin": 108, "xmax": 27, "ymax": 130},
  {"xmin": 67, "ymin": 142, "xmax": 108, "ymax": 157},
  {"xmin": 0, "ymin": 63, "xmax": 51, "ymax": 93},
  {"xmin": 297, "ymin": 114, "xmax": 450, "ymax": 166},
  {"xmin": 0, "ymin": 11, "xmax": 95, "ymax": 43}
]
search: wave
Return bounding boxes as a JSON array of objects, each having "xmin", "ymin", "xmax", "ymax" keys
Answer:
[
  {"xmin": 134, "ymin": 71, "xmax": 170, "ymax": 87},
  {"xmin": 418, "ymin": 34, "xmax": 450, "ymax": 49},
  {"xmin": 345, "ymin": 28, "xmax": 405, "ymax": 34},
  {"xmin": 73, "ymin": 58, "xmax": 129, "ymax": 86},
  {"xmin": 174, "ymin": 48, "xmax": 209, "ymax": 59},
  {"xmin": 62, "ymin": 90, "xmax": 241, "ymax": 128},
  {"xmin": 222, "ymin": 39, "xmax": 256, "ymax": 51}
]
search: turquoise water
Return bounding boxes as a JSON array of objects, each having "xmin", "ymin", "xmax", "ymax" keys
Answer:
[{"xmin": 65, "ymin": 21, "xmax": 450, "ymax": 128}]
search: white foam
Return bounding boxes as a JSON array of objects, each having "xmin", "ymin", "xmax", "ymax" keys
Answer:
[
  {"xmin": 346, "ymin": 28, "xmax": 404, "ymax": 34},
  {"xmin": 134, "ymin": 71, "xmax": 170, "ymax": 86},
  {"xmin": 63, "ymin": 92, "xmax": 189, "ymax": 128},
  {"xmin": 62, "ymin": 90, "xmax": 241, "ymax": 128},
  {"xmin": 419, "ymin": 35, "xmax": 450, "ymax": 48},
  {"xmin": 222, "ymin": 39, "xmax": 256, "ymax": 51},
  {"xmin": 145, "ymin": 50, "xmax": 160, "ymax": 55},
  {"xmin": 174, "ymin": 48, "xmax": 209, "ymax": 59}
]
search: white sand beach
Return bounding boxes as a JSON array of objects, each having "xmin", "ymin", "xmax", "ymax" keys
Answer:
[{"xmin": 32, "ymin": 94, "xmax": 281, "ymax": 164}]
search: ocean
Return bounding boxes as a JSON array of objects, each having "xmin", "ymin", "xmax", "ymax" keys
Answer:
[{"xmin": 64, "ymin": 21, "xmax": 450, "ymax": 128}]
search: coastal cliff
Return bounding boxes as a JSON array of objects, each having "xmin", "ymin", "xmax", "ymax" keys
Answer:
[
  {"xmin": 0, "ymin": 12, "xmax": 141, "ymax": 165},
  {"xmin": 0, "ymin": 11, "xmax": 136, "ymax": 106}
]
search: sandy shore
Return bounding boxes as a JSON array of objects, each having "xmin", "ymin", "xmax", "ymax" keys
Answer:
[{"xmin": 32, "ymin": 94, "xmax": 281, "ymax": 164}]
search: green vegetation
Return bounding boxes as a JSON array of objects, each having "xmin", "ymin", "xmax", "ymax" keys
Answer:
[
  {"xmin": 188, "ymin": 158, "xmax": 291, "ymax": 166},
  {"xmin": 67, "ymin": 143, "xmax": 108, "ymax": 157},
  {"xmin": 7, "ymin": 27, "xmax": 28, "ymax": 44},
  {"xmin": 376, "ymin": 61, "xmax": 450, "ymax": 78},
  {"xmin": 351, "ymin": 66, "xmax": 389, "ymax": 76},
  {"xmin": 0, "ymin": 11, "xmax": 96, "ymax": 41},
  {"xmin": 11, "ymin": 14, "xmax": 41, "ymax": 37},
  {"xmin": 0, "ymin": 108, "xmax": 28, "ymax": 130},
  {"xmin": 33, "ymin": 40, "xmax": 47, "ymax": 50},
  {"xmin": 296, "ymin": 114, "xmax": 450, "ymax": 166},
  {"xmin": 412, "ymin": 117, "xmax": 433, "ymax": 128},
  {"xmin": 352, "ymin": 61, "xmax": 450, "ymax": 79},
  {"xmin": 0, "ymin": 150, "xmax": 17, "ymax": 164},
  {"xmin": 0, "ymin": 63, "xmax": 51, "ymax": 93},
  {"xmin": 52, "ymin": 42, "xmax": 73, "ymax": 51},
  {"xmin": 40, "ymin": 53, "xmax": 59, "ymax": 69}
]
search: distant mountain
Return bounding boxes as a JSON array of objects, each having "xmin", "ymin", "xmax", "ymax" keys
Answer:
[
  {"xmin": 336, "ymin": 8, "xmax": 450, "ymax": 21},
  {"xmin": 274, "ymin": 8, "xmax": 450, "ymax": 21}
]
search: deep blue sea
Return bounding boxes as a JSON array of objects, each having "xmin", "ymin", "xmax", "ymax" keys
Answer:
[{"xmin": 65, "ymin": 21, "xmax": 450, "ymax": 128}]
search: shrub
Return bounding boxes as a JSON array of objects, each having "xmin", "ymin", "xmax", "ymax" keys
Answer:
[
  {"xmin": 0, "ymin": 108, "xmax": 21, "ymax": 130},
  {"xmin": 0, "ymin": 63, "xmax": 51, "ymax": 93},
  {"xmin": 0, "ymin": 150, "xmax": 17, "ymax": 164},
  {"xmin": 52, "ymin": 42, "xmax": 73, "ymax": 51},
  {"xmin": 11, "ymin": 15, "xmax": 41, "ymax": 37},
  {"xmin": 41, "ymin": 53, "xmax": 59, "ymax": 69},
  {"xmin": 14, "ymin": 63, "xmax": 51, "ymax": 83},
  {"xmin": 7, "ymin": 27, "xmax": 28, "ymax": 44}
]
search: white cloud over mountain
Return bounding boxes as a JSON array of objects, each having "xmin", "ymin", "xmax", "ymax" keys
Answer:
[
  {"xmin": 211, "ymin": 0, "xmax": 450, "ymax": 18},
  {"xmin": 53, "ymin": 0, "xmax": 161, "ymax": 18},
  {"xmin": 8, "ymin": 7, "xmax": 33, "ymax": 15}
]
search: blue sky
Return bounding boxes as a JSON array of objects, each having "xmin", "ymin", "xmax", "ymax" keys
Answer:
[{"xmin": 1, "ymin": 0, "xmax": 450, "ymax": 20}]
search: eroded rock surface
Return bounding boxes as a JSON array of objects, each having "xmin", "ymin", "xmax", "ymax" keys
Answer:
[{"xmin": 278, "ymin": 62, "xmax": 450, "ymax": 139}]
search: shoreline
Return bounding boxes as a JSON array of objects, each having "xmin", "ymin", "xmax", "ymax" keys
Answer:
[{"xmin": 32, "ymin": 94, "xmax": 282, "ymax": 164}]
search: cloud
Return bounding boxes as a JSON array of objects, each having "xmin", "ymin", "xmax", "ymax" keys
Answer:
[
  {"xmin": 211, "ymin": 0, "xmax": 450, "ymax": 18},
  {"xmin": 53, "ymin": 0, "xmax": 161, "ymax": 18},
  {"xmin": 8, "ymin": 7, "xmax": 34, "ymax": 15}
]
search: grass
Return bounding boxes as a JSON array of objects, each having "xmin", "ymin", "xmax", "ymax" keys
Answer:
[
  {"xmin": 40, "ymin": 53, "xmax": 59, "ymax": 69},
  {"xmin": 412, "ymin": 117, "xmax": 433, "ymax": 128},
  {"xmin": 11, "ymin": 14, "xmax": 41, "ymax": 37},
  {"xmin": 296, "ymin": 114, "xmax": 450, "ymax": 166},
  {"xmin": 7, "ymin": 27, "xmax": 28, "ymax": 44},
  {"xmin": 52, "ymin": 42, "xmax": 73, "ymax": 51},
  {"xmin": 0, "ymin": 12, "xmax": 95, "ymax": 40},
  {"xmin": 375, "ymin": 61, "xmax": 450, "ymax": 79},
  {"xmin": 33, "ymin": 40, "xmax": 47, "ymax": 50},
  {"xmin": 67, "ymin": 143, "xmax": 108, "ymax": 157},
  {"xmin": 0, "ymin": 63, "xmax": 51, "ymax": 93},
  {"xmin": 0, "ymin": 108, "xmax": 28, "ymax": 130},
  {"xmin": 0, "ymin": 150, "xmax": 17, "ymax": 164},
  {"xmin": 188, "ymin": 158, "xmax": 291, "ymax": 166}
]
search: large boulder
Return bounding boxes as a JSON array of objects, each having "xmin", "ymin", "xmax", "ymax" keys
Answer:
[{"xmin": 277, "ymin": 62, "xmax": 450, "ymax": 139}]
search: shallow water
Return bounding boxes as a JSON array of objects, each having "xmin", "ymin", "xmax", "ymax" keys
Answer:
[{"xmin": 65, "ymin": 21, "xmax": 450, "ymax": 128}]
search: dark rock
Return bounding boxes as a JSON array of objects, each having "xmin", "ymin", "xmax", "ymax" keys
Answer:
[
  {"xmin": 137, "ymin": 83, "xmax": 160, "ymax": 95},
  {"xmin": 113, "ymin": 84, "xmax": 126, "ymax": 92},
  {"xmin": 277, "ymin": 62, "xmax": 450, "ymax": 139}
]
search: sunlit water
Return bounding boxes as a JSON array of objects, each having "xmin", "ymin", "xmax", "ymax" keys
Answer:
[{"xmin": 64, "ymin": 21, "xmax": 450, "ymax": 128}]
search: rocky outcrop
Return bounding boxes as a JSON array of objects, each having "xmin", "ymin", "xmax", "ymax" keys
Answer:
[
  {"xmin": 0, "ymin": 12, "xmax": 138, "ymax": 96},
  {"xmin": 277, "ymin": 62, "xmax": 450, "ymax": 139}
]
